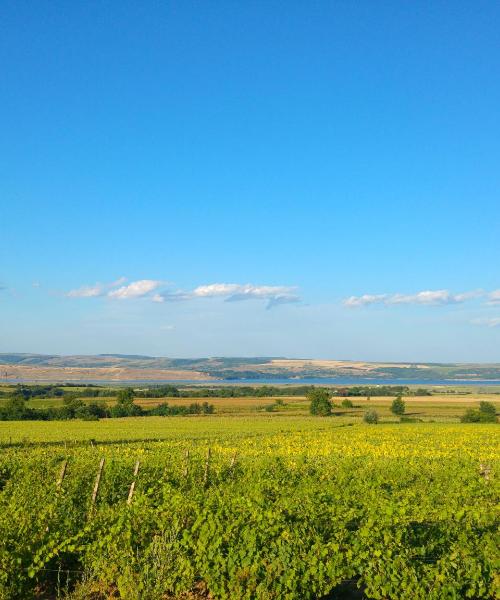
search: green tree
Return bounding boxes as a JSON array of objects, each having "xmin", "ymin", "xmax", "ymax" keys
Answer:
[
  {"xmin": 116, "ymin": 388, "xmax": 135, "ymax": 405},
  {"xmin": 4, "ymin": 395, "xmax": 27, "ymax": 420},
  {"xmin": 111, "ymin": 388, "xmax": 142, "ymax": 417},
  {"xmin": 479, "ymin": 401, "xmax": 497, "ymax": 422},
  {"xmin": 308, "ymin": 389, "xmax": 332, "ymax": 416},
  {"xmin": 61, "ymin": 396, "xmax": 85, "ymax": 418},
  {"xmin": 390, "ymin": 395, "xmax": 406, "ymax": 416}
]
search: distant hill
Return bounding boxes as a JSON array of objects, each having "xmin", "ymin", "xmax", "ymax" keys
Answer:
[{"xmin": 1, "ymin": 353, "xmax": 500, "ymax": 382}]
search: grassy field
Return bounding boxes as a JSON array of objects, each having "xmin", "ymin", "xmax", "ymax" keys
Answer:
[{"xmin": 0, "ymin": 404, "xmax": 499, "ymax": 446}]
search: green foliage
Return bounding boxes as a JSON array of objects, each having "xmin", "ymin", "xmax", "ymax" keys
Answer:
[
  {"xmin": 116, "ymin": 388, "xmax": 135, "ymax": 405},
  {"xmin": 333, "ymin": 385, "xmax": 411, "ymax": 397},
  {"xmin": 134, "ymin": 384, "xmax": 316, "ymax": 399},
  {"xmin": 308, "ymin": 389, "xmax": 332, "ymax": 416},
  {"xmin": 479, "ymin": 401, "xmax": 497, "ymax": 422},
  {"xmin": 1, "ymin": 396, "xmax": 26, "ymax": 420},
  {"xmin": 263, "ymin": 398, "xmax": 286, "ymax": 412},
  {"xmin": 391, "ymin": 395, "xmax": 406, "ymax": 416},
  {"xmin": 0, "ymin": 439, "xmax": 496, "ymax": 599},
  {"xmin": 461, "ymin": 409, "xmax": 481, "ymax": 423},
  {"xmin": 415, "ymin": 388, "xmax": 432, "ymax": 396},
  {"xmin": 149, "ymin": 402, "xmax": 214, "ymax": 416},
  {"xmin": 461, "ymin": 402, "xmax": 498, "ymax": 423},
  {"xmin": 341, "ymin": 399, "xmax": 353, "ymax": 408},
  {"xmin": 363, "ymin": 410, "xmax": 379, "ymax": 424}
]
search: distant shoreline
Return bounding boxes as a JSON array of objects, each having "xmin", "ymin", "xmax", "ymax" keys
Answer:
[
  {"xmin": 2, "ymin": 355, "xmax": 500, "ymax": 386},
  {"xmin": 3, "ymin": 377, "xmax": 500, "ymax": 387}
]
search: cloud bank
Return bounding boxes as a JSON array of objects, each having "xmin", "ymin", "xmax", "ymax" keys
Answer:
[
  {"xmin": 154, "ymin": 283, "xmax": 300, "ymax": 308},
  {"xmin": 67, "ymin": 279, "xmax": 299, "ymax": 308},
  {"xmin": 344, "ymin": 289, "xmax": 485, "ymax": 308},
  {"xmin": 66, "ymin": 277, "xmax": 127, "ymax": 298},
  {"xmin": 108, "ymin": 280, "xmax": 163, "ymax": 299}
]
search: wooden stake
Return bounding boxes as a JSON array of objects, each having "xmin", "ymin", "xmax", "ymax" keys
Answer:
[
  {"xmin": 183, "ymin": 448, "xmax": 190, "ymax": 478},
  {"xmin": 127, "ymin": 460, "xmax": 140, "ymax": 505},
  {"xmin": 91, "ymin": 458, "xmax": 105, "ymax": 506},
  {"xmin": 56, "ymin": 460, "xmax": 68, "ymax": 489},
  {"xmin": 203, "ymin": 448, "xmax": 211, "ymax": 487}
]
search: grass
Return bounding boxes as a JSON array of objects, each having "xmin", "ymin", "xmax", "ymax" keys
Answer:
[{"xmin": 0, "ymin": 414, "xmax": 357, "ymax": 444}]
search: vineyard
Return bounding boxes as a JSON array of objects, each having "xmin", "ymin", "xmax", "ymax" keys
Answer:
[{"xmin": 0, "ymin": 421, "xmax": 498, "ymax": 599}]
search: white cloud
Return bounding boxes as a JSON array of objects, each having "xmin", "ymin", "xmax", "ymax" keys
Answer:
[
  {"xmin": 66, "ymin": 277, "xmax": 126, "ymax": 298},
  {"xmin": 108, "ymin": 279, "xmax": 162, "ymax": 299},
  {"xmin": 344, "ymin": 289, "xmax": 485, "ymax": 308},
  {"xmin": 192, "ymin": 283, "xmax": 243, "ymax": 298},
  {"xmin": 454, "ymin": 289, "xmax": 484, "ymax": 302},
  {"xmin": 387, "ymin": 290, "xmax": 458, "ymax": 305},
  {"xmin": 67, "ymin": 284, "xmax": 107, "ymax": 298},
  {"xmin": 471, "ymin": 317, "xmax": 500, "ymax": 328},
  {"xmin": 343, "ymin": 294, "xmax": 388, "ymax": 307},
  {"xmin": 66, "ymin": 279, "xmax": 298, "ymax": 307},
  {"xmin": 487, "ymin": 290, "xmax": 500, "ymax": 305},
  {"xmin": 155, "ymin": 282, "xmax": 300, "ymax": 308}
]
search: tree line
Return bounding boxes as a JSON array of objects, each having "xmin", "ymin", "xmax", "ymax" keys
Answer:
[
  {"xmin": 1, "ymin": 383, "xmax": 435, "ymax": 400},
  {"xmin": 0, "ymin": 388, "xmax": 214, "ymax": 421}
]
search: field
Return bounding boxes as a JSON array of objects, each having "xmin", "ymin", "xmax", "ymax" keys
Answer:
[{"xmin": 0, "ymin": 407, "xmax": 498, "ymax": 600}]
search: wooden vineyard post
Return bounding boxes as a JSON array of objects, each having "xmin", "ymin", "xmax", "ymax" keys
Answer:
[
  {"xmin": 183, "ymin": 448, "xmax": 190, "ymax": 478},
  {"xmin": 230, "ymin": 451, "xmax": 237, "ymax": 469},
  {"xmin": 203, "ymin": 448, "xmax": 211, "ymax": 488},
  {"xmin": 56, "ymin": 460, "xmax": 68, "ymax": 489},
  {"xmin": 127, "ymin": 460, "xmax": 140, "ymax": 505},
  {"xmin": 89, "ymin": 457, "xmax": 105, "ymax": 515}
]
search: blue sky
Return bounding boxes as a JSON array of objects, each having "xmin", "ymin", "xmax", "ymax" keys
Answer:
[{"xmin": 1, "ymin": 1, "xmax": 499, "ymax": 361}]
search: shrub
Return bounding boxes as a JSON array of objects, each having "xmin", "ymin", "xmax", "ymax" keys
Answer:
[
  {"xmin": 148, "ymin": 402, "xmax": 215, "ymax": 417},
  {"xmin": 461, "ymin": 409, "xmax": 481, "ymax": 423},
  {"xmin": 363, "ymin": 410, "xmax": 379, "ymax": 424},
  {"xmin": 461, "ymin": 402, "xmax": 497, "ymax": 423},
  {"xmin": 390, "ymin": 396, "xmax": 406, "ymax": 416},
  {"xmin": 479, "ymin": 401, "xmax": 497, "ymax": 422},
  {"xmin": 308, "ymin": 389, "xmax": 333, "ymax": 416},
  {"xmin": 79, "ymin": 411, "xmax": 99, "ymax": 421},
  {"xmin": 341, "ymin": 399, "xmax": 353, "ymax": 408},
  {"xmin": 110, "ymin": 402, "xmax": 143, "ymax": 418}
]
